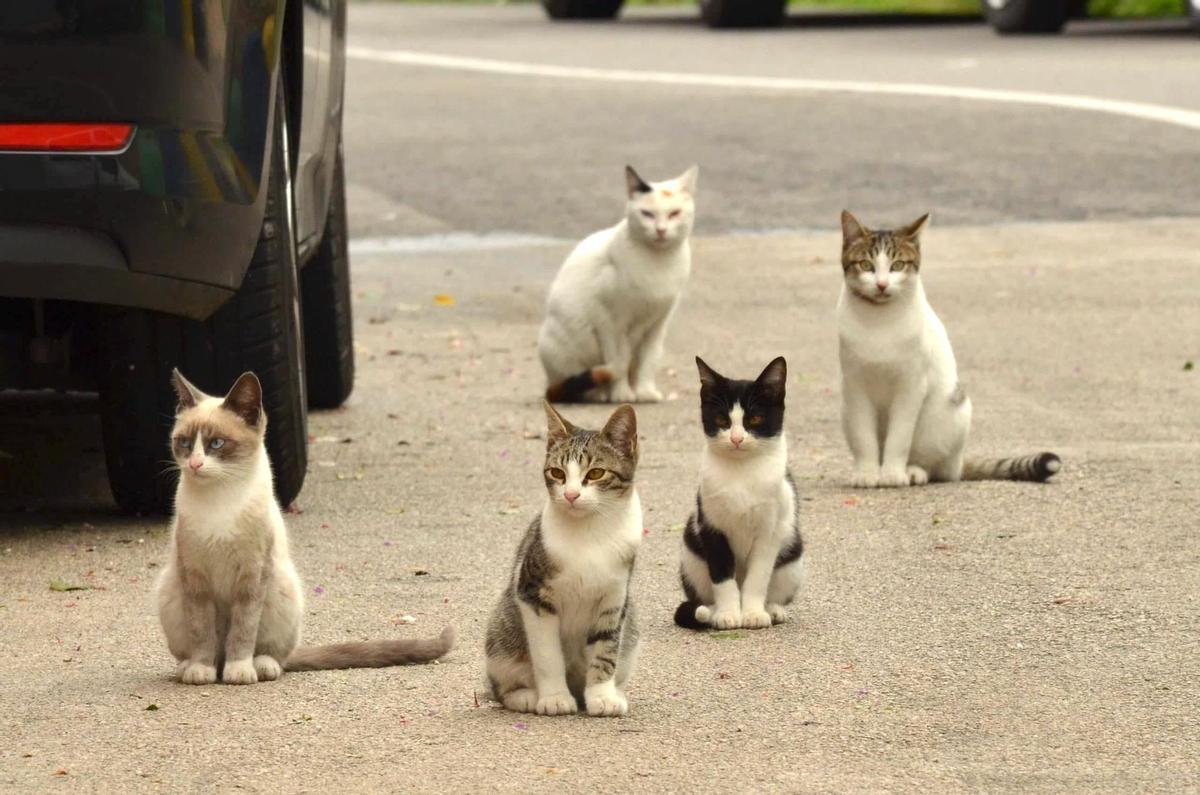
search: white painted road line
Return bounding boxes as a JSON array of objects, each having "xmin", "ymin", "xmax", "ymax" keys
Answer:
[{"xmin": 347, "ymin": 46, "xmax": 1200, "ymax": 132}]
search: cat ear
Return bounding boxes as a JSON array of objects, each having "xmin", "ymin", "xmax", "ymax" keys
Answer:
[
  {"xmin": 625, "ymin": 165, "xmax": 652, "ymax": 197},
  {"xmin": 171, "ymin": 368, "xmax": 206, "ymax": 412},
  {"xmin": 543, "ymin": 400, "xmax": 576, "ymax": 445},
  {"xmin": 898, "ymin": 212, "xmax": 930, "ymax": 240},
  {"xmin": 677, "ymin": 164, "xmax": 699, "ymax": 195},
  {"xmin": 754, "ymin": 356, "xmax": 787, "ymax": 402},
  {"xmin": 222, "ymin": 371, "xmax": 263, "ymax": 427},
  {"xmin": 601, "ymin": 404, "xmax": 638, "ymax": 459},
  {"xmin": 695, "ymin": 356, "xmax": 723, "ymax": 392},
  {"xmin": 841, "ymin": 210, "xmax": 869, "ymax": 248}
]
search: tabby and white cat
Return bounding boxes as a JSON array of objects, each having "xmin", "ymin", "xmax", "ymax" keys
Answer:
[
  {"xmin": 157, "ymin": 370, "xmax": 455, "ymax": 685},
  {"xmin": 837, "ymin": 211, "xmax": 1061, "ymax": 487},
  {"xmin": 538, "ymin": 164, "xmax": 698, "ymax": 404},
  {"xmin": 486, "ymin": 402, "xmax": 641, "ymax": 717},
  {"xmin": 675, "ymin": 357, "xmax": 804, "ymax": 631}
]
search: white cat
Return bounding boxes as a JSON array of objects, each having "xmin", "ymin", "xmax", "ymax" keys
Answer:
[
  {"xmin": 538, "ymin": 164, "xmax": 698, "ymax": 404},
  {"xmin": 836, "ymin": 211, "xmax": 1060, "ymax": 488}
]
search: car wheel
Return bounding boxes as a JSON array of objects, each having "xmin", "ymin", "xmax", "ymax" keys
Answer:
[
  {"xmin": 1190, "ymin": 0, "xmax": 1200, "ymax": 32},
  {"xmin": 700, "ymin": 0, "xmax": 786, "ymax": 28},
  {"xmin": 542, "ymin": 0, "xmax": 623, "ymax": 20},
  {"xmin": 301, "ymin": 147, "xmax": 355, "ymax": 409},
  {"xmin": 981, "ymin": 0, "xmax": 1069, "ymax": 33},
  {"xmin": 96, "ymin": 79, "xmax": 308, "ymax": 515}
]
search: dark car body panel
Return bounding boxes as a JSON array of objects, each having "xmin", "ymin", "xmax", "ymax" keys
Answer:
[{"xmin": 0, "ymin": 0, "xmax": 346, "ymax": 320}]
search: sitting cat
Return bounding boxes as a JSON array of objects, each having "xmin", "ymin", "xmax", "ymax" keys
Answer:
[
  {"xmin": 538, "ymin": 164, "xmax": 698, "ymax": 404},
  {"xmin": 837, "ymin": 210, "xmax": 1061, "ymax": 487},
  {"xmin": 674, "ymin": 357, "xmax": 804, "ymax": 631},
  {"xmin": 157, "ymin": 369, "xmax": 455, "ymax": 685},
  {"xmin": 486, "ymin": 402, "xmax": 641, "ymax": 717}
]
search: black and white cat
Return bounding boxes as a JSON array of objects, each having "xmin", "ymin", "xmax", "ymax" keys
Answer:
[{"xmin": 674, "ymin": 357, "xmax": 805, "ymax": 631}]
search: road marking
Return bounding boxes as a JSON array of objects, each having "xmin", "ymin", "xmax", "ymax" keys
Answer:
[
  {"xmin": 350, "ymin": 231, "xmax": 565, "ymax": 254},
  {"xmin": 347, "ymin": 46, "xmax": 1200, "ymax": 132}
]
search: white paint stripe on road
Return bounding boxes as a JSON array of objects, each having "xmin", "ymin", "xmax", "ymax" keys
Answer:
[
  {"xmin": 349, "ymin": 231, "xmax": 565, "ymax": 254},
  {"xmin": 347, "ymin": 46, "xmax": 1200, "ymax": 132}
]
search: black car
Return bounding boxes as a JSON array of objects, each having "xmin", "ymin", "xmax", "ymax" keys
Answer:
[{"xmin": 0, "ymin": 0, "xmax": 353, "ymax": 514}]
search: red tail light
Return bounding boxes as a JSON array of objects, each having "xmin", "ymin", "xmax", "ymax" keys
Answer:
[{"xmin": 0, "ymin": 123, "xmax": 134, "ymax": 153}]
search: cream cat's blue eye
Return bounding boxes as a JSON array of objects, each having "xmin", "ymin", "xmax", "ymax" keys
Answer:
[
  {"xmin": 209, "ymin": 438, "xmax": 225, "ymax": 450},
  {"xmin": 177, "ymin": 437, "xmax": 191, "ymax": 449}
]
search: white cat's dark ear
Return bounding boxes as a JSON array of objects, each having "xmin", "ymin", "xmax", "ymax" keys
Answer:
[
  {"xmin": 171, "ymin": 368, "xmax": 206, "ymax": 412},
  {"xmin": 841, "ymin": 210, "xmax": 868, "ymax": 248},
  {"xmin": 602, "ymin": 404, "xmax": 638, "ymax": 460},
  {"xmin": 677, "ymin": 164, "xmax": 699, "ymax": 195},
  {"xmin": 222, "ymin": 371, "xmax": 263, "ymax": 427},
  {"xmin": 625, "ymin": 165, "xmax": 652, "ymax": 197},
  {"xmin": 898, "ymin": 212, "xmax": 930, "ymax": 240},
  {"xmin": 543, "ymin": 400, "xmax": 575, "ymax": 445},
  {"xmin": 695, "ymin": 356, "xmax": 723, "ymax": 392},
  {"xmin": 755, "ymin": 356, "xmax": 787, "ymax": 401}
]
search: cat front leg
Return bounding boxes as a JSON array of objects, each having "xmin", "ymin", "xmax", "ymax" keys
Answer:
[
  {"xmin": 176, "ymin": 568, "xmax": 220, "ymax": 685},
  {"xmin": 879, "ymin": 377, "xmax": 927, "ymax": 487},
  {"xmin": 630, "ymin": 306, "xmax": 675, "ymax": 403},
  {"xmin": 583, "ymin": 600, "xmax": 630, "ymax": 717},
  {"xmin": 517, "ymin": 601, "xmax": 577, "ymax": 716},
  {"xmin": 598, "ymin": 329, "xmax": 636, "ymax": 404},
  {"xmin": 739, "ymin": 536, "xmax": 782, "ymax": 630},
  {"xmin": 697, "ymin": 525, "xmax": 741, "ymax": 629},
  {"xmin": 222, "ymin": 564, "xmax": 267, "ymax": 685},
  {"xmin": 842, "ymin": 385, "xmax": 881, "ymax": 487}
]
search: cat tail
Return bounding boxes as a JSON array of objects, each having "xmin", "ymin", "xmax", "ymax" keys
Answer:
[
  {"xmin": 673, "ymin": 600, "xmax": 711, "ymax": 631},
  {"xmin": 962, "ymin": 452, "xmax": 1061, "ymax": 482},
  {"xmin": 545, "ymin": 366, "xmax": 614, "ymax": 403},
  {"xmin": 284, "ymin": 626, "xmax": 456, "ymax": 671}
]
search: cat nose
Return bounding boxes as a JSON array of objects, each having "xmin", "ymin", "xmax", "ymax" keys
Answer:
[
  {"xmin": 564, "ymin": 490, "xmax": 580, "ymax": 504},
  {"xmin": 730, "ymin": 433, "xmax": 744, "ymax": 447},
  {"xmin": 655, "ymin": 227, "xmax": 666, "ymax": 238},
  {"xmin": 876, "ymin": 281, "xmax": 889, "ymax": 293},
  {"xmin": 188, "ymin": 457, "xmax": 204, "ymax": 471}
]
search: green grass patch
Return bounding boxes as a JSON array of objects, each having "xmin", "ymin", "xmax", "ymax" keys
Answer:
[{"xmin": 710, "ymin": 630, "xmax": 750, "ymax": 640}]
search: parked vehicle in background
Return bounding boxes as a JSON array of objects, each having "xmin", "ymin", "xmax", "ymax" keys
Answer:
[{"xmin": 0, "ymin": 0, "xmax": 354, "ymax": 514}]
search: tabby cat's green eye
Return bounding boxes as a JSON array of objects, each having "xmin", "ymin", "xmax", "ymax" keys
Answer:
[
  {"xmin": 858, "ymin": 261, "xmax": 874, "ymax": 272},
  {"xmin": 585, "ymin": 468, "xmax": 606, "ymax": 481},
  {"xmin": 547, "ymin": 467, "xmax": 565, "ymax": 481},
  {"xmin": 890, "ymin": 262, "xmax": 907, "ymax": 272}
]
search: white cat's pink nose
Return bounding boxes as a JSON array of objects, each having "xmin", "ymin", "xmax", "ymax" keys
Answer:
[
  {"xmin": 655, "ymin": 227, "xmax": 666, "ymax": 238},
  {"xmin": 564, "ymin": 490, "xmax": 580, "ymax": 504},
  {"xmin": 188, "ymin": 457, "xmax": 204, "ymax": 472}
]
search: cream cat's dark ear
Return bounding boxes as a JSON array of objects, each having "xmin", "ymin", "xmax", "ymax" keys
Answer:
[
  {"xmin": 898, "ymin": 212, "xmax": 931, "ymax": 240},
  {"xmin": 171, "ymin": 368, "xmax": 205, "ymax": 412},
  {"xmin": 222, "ymin": 371, "xmax": 263, "ymax": 427},
  {"xmin": 625, "ymin": 165, "xmax": 652, "ymax": 197},
  {"xmin": 601, "ymin": 404, "xmax": 638, "ymax": 460},
  {"xmin": 677, "ymin": 164, "xmax": 699, "ymax": 194},
  {"xmin": 841, "ymin": 210, "xmax": 868, "ymax": 248},
  {"xmin": 543, "ymin": 400, "xmax": 575, "ymax": 445},
  {"xmin": 754, "ymin": 356, "xmax": 787, "ymax": 402}
]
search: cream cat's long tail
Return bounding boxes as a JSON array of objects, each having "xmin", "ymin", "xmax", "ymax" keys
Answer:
[
  {"xmin": 284, "ymin": 626, "xmax": 456, "ymax": 671},
  {"xmin": 962, "ymin": 452, "xmax": 1061, "ymax": 482}
]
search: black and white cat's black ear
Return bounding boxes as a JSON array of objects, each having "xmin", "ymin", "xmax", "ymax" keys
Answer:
[
  {"xmin": 625, "ymin": 165, "xmax": 652, "ymax": 197},
  {"xmin": 695, "ymin": 356, "xmax": 724, "ymax": 393},
  {"xmin": 222, "ymin": 371, "xmax": 263, "ymax": 427},
  {"xmin": 171, "ymin": 368, "xmax": 206, "ymax": 413},
  {"xmin": 677, "ymin": 164, "xmax": 699, "ymax": 195},
  {"xmin": 602, "ymin": 404, "xmax": 638, "ymax": 460},
  {"xmin": 897, "ymin": 212, "xmax": 931, "ymax": 241},
  {"xmin": 543, "ymin": 400, "xmax": 576, "ymax": 445},
  {"xmin": 841, "ymin": 210, "xmax": 868, "ymax": 248},
  {"xmin": 754, "ymin": 356, "xmax": 787, "ymax": 402}
]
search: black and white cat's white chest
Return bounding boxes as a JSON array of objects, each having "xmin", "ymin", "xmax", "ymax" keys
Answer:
[{"xmin": 699, "ymin": 450, "xmax": 794, "ymax": 552}]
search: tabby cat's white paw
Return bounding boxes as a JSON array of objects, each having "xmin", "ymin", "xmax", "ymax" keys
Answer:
[
  {"xmin": 877, "ymin": 467, "xmax": 911, "ymax": 488},
  {"xmin": 254, "ymin": 655, "xmax": 282, "ymax": 681},
  {"xmin": 710, "ymin": 608, "xmax": 742, "ymax": 630},
  {"xmin": 585, "ymin": 688, "xmax": 628, "ymax": 718},
  {"xmin": 849, "ymin": 468, "xmax": 880, "ymax": 488},
  {"xmin": 177, "ymin": 661, "xmax": 218, "ymax": 686},
  {"xmin": 907, "ymin": 465, "xmax": 929, "ymax": 486},
  {"xmin": 222, "ymin": 658, "xmax": 258, "ymax": 685},
  {"xmin": 767, "ymin": 604, "xmax": 789, "ymax": 624},
  {"xmin": 741, "ymin": 608, "xmax": 772, "ymax": 629},
  {"xmin": 536, "ymin": 691, "xmax": 578, "ymax": 716},
  {"xmin": 502, "ymin": 688, "xmax": 538, "ymax": 713}
]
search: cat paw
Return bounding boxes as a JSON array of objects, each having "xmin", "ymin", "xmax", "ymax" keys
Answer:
[
  {"xmin": 535, "ymin": 691, "xmax": 578, "ymax": 716},
  {"xmin": 222, "ymin": 658, "xmax": 258, "ymax": 685},
  {"xmin": 502, "ymin": 688, "xmax": 539, "ymax": 713},
  {"xmin": 177, "ymin": 661, "xmax": 218, "ymax": 686},
  {"xmin": 742, "ymin": 608, "xmax": 773, "ymax": 629},
  {"xmin": 254, "ymin": 655, "xmax": 283, "ymax": 681},
  {"xmin": 907, "ymin": 465, "xmax": 929, "ymax": 486},
  {"xmin": 710, "ymin": 608, "xmax": 742, "ymax": 630},
  {"xmin": 849, "ymin": 468, "xmax": 880, "ymax": 488},
  {"xmin": 877, "ymin": 467, "xmax": 911, "ymax": 488},
  {"xmin": 634, "ymin": 386, "xmax": 663, "ymax": 403},
  {"xmin": 767, "ymin": 604, "xmax": 789, "ymax": 625},
  {"xmin": 585, "ymin": 687, "xmax": 629, "ymax": 718}
]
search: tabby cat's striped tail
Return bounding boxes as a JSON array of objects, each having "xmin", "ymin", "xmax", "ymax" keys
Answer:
[
  {"xmin": 962, "ymin": 452, "xmax": 1061, "ymax": 482},
  {"xmin": 284, "ymin": 626, "xmax": 456, "ymax": 671}
]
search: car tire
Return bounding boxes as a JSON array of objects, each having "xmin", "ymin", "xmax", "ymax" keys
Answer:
[
  {"xmin": 1189, "ymin": 0, "xmax": 1200, "ymax": 32},
  {"xmin": 700, "ymin": 0, "xmax": 786, "ymax": 28},
  {"xmin": 301, "ymin": 147, "xmax": 355, "ymax": 409},
  {"xmin": 96, "ymin": 80, "xmax": 308, "ymax": 515},
  {"xmin": 981, "ymin": 0, "xmax": 1069, "ymax": 33},
  {"xmin": 542, "ymin": 0, "xmax": 623, "ymax": 20}
]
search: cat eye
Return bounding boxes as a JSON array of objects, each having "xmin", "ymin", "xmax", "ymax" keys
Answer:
[
  {"xmin": 857, "ymin": 261, "xmax": 874, "ymax": 272},
  {"xmin": 640, "ymin": 210, "xmax": 655, "ymax": 219},
  {"xmin": 585, "ymin": 468, "xmax": 606, "ymax": 481},
  {"xmin": 890, "ymin": 262, "xmax": 908, "ymax": 272},
  {"xmin": 176, "ymin": 437, "xmax": 192, "ymax": 449},
  {"xmin": 668, "ymin": 209, "xmax": 681, "ymax": 219},
  {"xmin": 747, "ymin": 415, "xmax": 764, "ymax": 427},
  {"xmin": 546, "ymin": 467, "xmax": 566, "ymax": 482},
  {"xmin": 715, "ymin": 416, "xmax": 731, "ymax": 429},
  {"xmin": 209, "ymin": 438, "xmax": 225, "ymax": 450}
]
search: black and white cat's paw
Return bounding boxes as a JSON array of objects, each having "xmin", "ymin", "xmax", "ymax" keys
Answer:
[
  {"xmin": 535, "ymin": 691, "xmax": 579, "ymax": 716},
  {"xmin": 906, "ymin": 465, "xmax": 929, "ymax": 486},
  {"xmin": 502, "ymin": 688, "xmax": 539, "ymax": 713},
  {"xmin": 741, "ymin": 607, "xmax": 773, "ymax": 630},
  {"xmin": 176, "ymin": 660, "xmax": 218, "ymax": 686},
  {"xmin": 254, "ymin": 655, "xmax": 282, "ymax": 681},
  {"xmin": 708, "ymin": 607, "xmax": 742, "ymax": 630},
  {"xmin": 877, "ymin": 466, "xmax": 911, "ymax": 488},
  {"xmin": 849, "ymin": 466, "xmax": 880, "ymax": 489},
  {"xmin": 222, "ymin": 658, "xmax": 258, "ymax": 685},
  {"xmin": 584, "ymin": 683, "xmax": 629, "ymax": 717}
]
